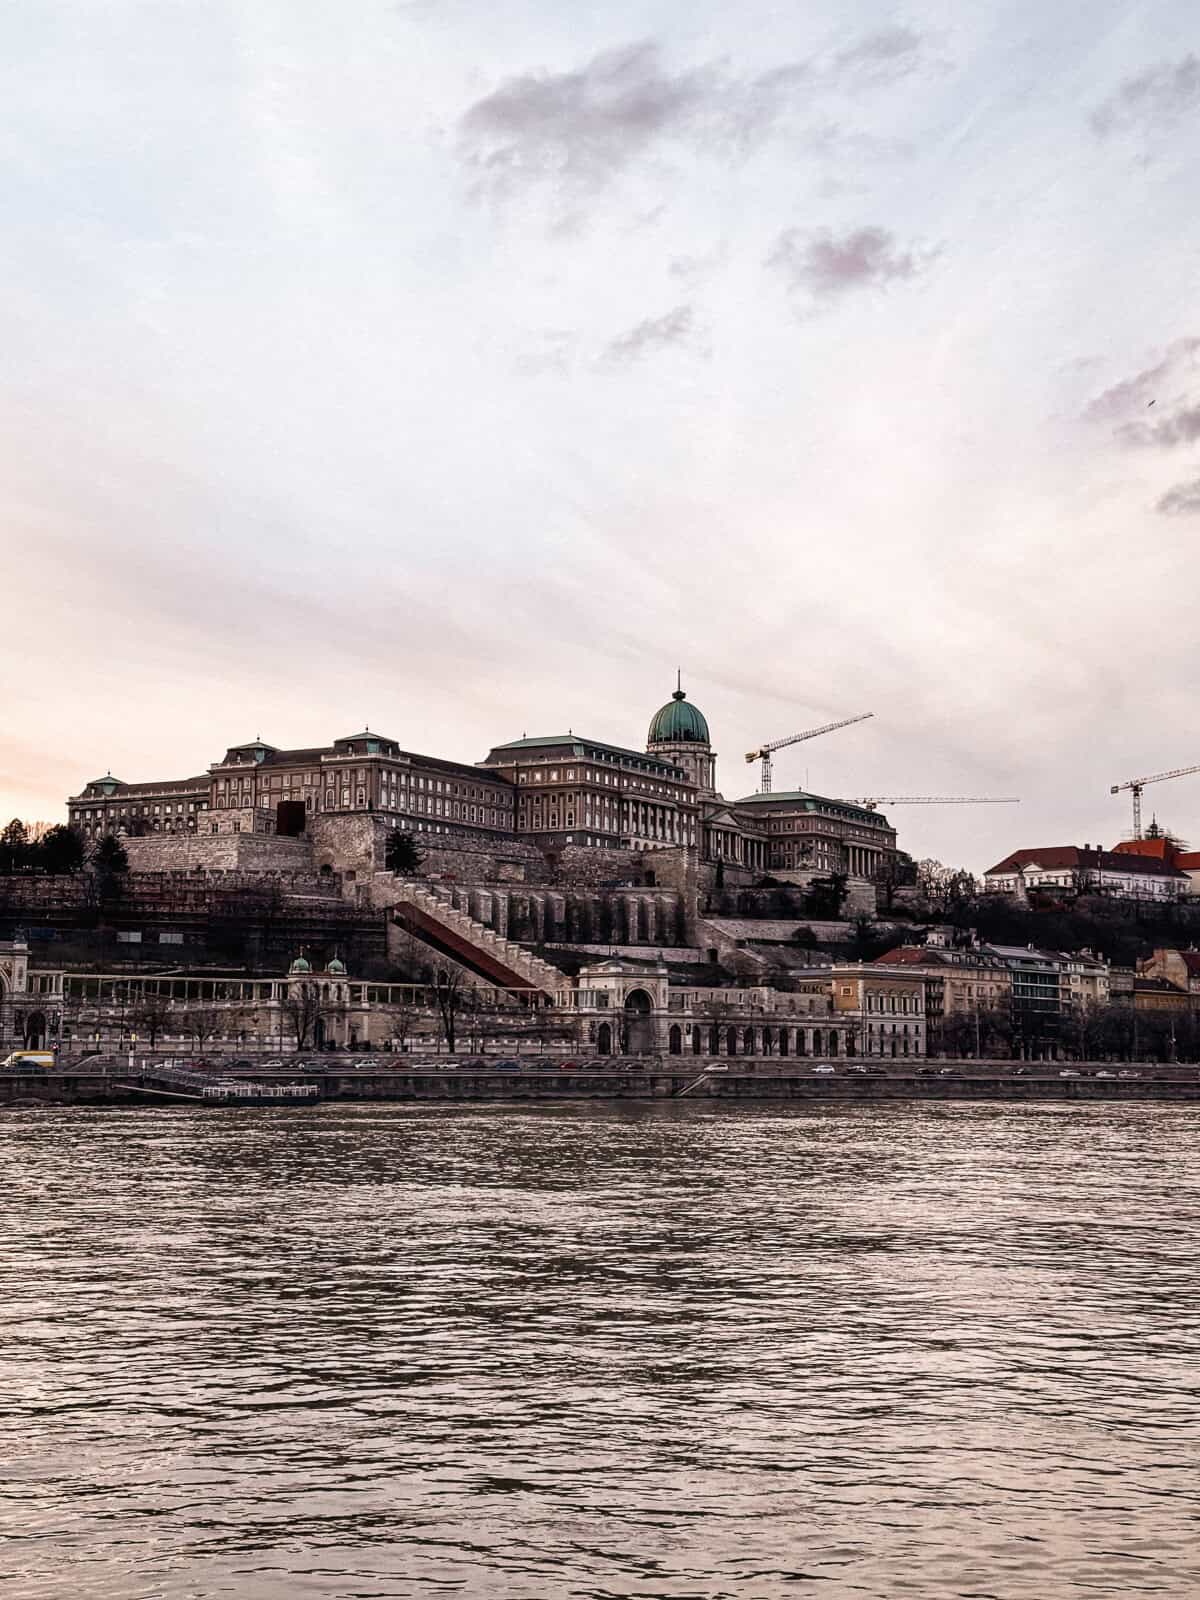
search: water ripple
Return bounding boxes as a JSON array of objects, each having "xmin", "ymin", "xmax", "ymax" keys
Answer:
[{"xmin": 1, "ymin": 1102, "xmax": 1198, "ymax": 1598}]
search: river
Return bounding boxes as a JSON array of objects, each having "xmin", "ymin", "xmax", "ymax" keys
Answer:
[{"xmin": 1, "ymin": 1102, "xmax": 1198, "ymax": 1599}]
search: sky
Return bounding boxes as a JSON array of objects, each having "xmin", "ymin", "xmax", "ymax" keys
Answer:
[{"xmin": 1, "ymin": 0, "xmax": 1198, "ymax": 871}]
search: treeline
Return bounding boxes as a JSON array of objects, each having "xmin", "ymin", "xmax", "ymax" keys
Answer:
[
  {"xmin": 930, "ymin": 1000, "xmax": 1200, "ymax": 1063},
  {"xmin": 0, "ymin": 820, "xmax": 127, "ymax": 877}
]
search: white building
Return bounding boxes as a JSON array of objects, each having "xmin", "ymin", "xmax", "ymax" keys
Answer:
[{"xmin": 984, "ymin": 846, "xmax": 1186, "ymax": 902}]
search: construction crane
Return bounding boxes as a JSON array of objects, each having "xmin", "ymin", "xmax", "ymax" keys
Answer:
[
  {"xmin": 745, "ymin": 712, "xmax": 873, "ymax": 793},
  {"xmin": 853, "ymin": 796, "xmax": 1020, "ymax": 811},
  {"xmin": 1110, "ymin": 764, "xmax": 1200, "ymax": 838}
]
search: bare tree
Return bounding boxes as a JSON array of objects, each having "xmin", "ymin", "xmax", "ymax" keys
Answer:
[
  {"xmin": 432, "ymin": 969, "xmax": 472, "ymax": 1054},
  {"xmin": 388, "ymin": 987, "xmax": 423, "ymax": 1054},
  {"xmin": 281, "ymin": 981, "xmax": 324, "ymax": 1049},
  {"xmin": 128, "ymin": 987, "xmax": 173, "ymax": 1048},
  {"xmin": 186, "ymin": 1007, "xmax": 224, "ymax": 1052}
]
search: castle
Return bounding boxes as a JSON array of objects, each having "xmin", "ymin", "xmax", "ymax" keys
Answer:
[{"xmin": 67, "ymin": 679, "xmax": 897, "ymax": 888}]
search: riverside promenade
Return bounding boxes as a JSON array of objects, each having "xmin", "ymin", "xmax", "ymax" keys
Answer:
[{"xmin": 5, "ymin": 1058, "xmax": 1200, "ymax": 1106}]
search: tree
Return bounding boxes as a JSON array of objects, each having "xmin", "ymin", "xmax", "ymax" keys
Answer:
[
  {"xmin": 92, "ymin": 834, "xmax": 129, "ymax": 874},
  {"xmin": 916, "ymin": 859, "xmax": 978, "ymax": 919},
  {"xmin": 872, "ymin": 850, "xmax": 916, "ymax": 912},
  {"xmin": 432, "ymin": 968, "xmax": 472, "ymax": 1054},
  {"xmin": 387, "ymin": 988, "xmax": 423, "ymax": 1054},
  {"xmin": 804, "ymin": 872, "xmax": 849, "ymax": 920},
  {"xmin": 36, "ymin": 825, "xmax": 86, "ymax": 876},
  {"xmin": 186, "ymin": 1007, "xmax": 224, "ymax": 1052},
  {"xmin": 129, "ymin": 988, "xmax": 174, "ymax": 1048},
  {"xmin": 385, "ymin": 828, "xmax": 423, "ymax": 876},
  {"xmin": 0, "ymin": 819, "xmax": 30, "ymax": 873},
  {"xmin": 282, "ymin": 981, "xmax": 324, "ymax": 1049}
]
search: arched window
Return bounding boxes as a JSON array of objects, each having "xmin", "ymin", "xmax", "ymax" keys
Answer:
[
  {"xmin": 669, "ymin": 1024, "xmax": 682, "ymax": 1055},
  {"xmin": 727, "ymin": 1026, "xmax": 738, "ymax": 1056}
]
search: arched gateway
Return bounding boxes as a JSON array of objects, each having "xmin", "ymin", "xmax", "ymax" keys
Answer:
[{"xmin": 623, "ymin": 988, "xmax": 654, "ymax": 1055}]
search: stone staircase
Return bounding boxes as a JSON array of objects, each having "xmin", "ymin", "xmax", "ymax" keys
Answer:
[{"xmin": 380, "ymin": 879, "xmax": 568, "ymax": 1000}]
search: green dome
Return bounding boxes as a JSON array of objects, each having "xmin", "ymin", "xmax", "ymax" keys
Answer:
[
  {"xmin": 648, "ymin": 684, "xmax": 710, "ymax": 745},
  {"xmin": 326, "ymin": 955, "xmax": 346, "ymax": 974},
  {"xmin": 288, "ymin": 954, "xmax": 311, "ymax": 975}
]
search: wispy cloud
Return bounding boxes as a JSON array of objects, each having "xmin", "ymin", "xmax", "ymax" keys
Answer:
[
  {"xmin": 1156, "ymin": 476, "xmax": 1200, "ymax": 515},
  {"xmin": 767, "ymin": 225, "xmax": 934, "ymax": 299},
  {"xmin": 1091, "ymin": 54, "xmax": 1200, "ymax": 136},
  {"xmin": 833, "ymin": 26, "xmax": 925, "ymax": 83},
  {"xmin": 598, "ymin": 304, "xmax": 700, "ymax": 366},
  {"xmin": 458, "ymin": 41, "xmax": 726, "ymax": 197},
  {"xmin": 457, "ymin": 31, "xmax": 930, "ymax": 201}
]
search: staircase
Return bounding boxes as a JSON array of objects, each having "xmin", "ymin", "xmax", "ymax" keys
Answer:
[{"xmin": 384, "ymin": 880, "xmax": 567, "ymax": 1000}]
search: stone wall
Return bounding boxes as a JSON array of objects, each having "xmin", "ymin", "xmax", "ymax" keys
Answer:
[
  {"xmin": 123, "ymin": 833, "xmax": 314, "ymax": 874},
  {"xmin": 699, "ymin": 917, "xmax": 854, "ymax": 945}
]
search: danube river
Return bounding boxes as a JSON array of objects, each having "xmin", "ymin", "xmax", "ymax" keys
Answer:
[{"xmin": 2, "ymin": 1103, "xmax": 1198, "ymax": 1600}]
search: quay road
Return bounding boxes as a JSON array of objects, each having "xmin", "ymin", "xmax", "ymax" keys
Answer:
[{"xmin": 5, "ymin": 1057, "xmax": 1200, "ymax": 1106}]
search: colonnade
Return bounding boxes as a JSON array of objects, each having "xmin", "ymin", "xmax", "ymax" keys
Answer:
[{"xmin": 442, "ymin": 886, "xmax": 686, "ymax": 947}]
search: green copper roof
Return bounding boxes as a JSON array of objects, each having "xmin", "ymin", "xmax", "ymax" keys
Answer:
[
  {"xmin": 733, "ymin": 790, "xmax": 887, "ymax": 823},
  {"xmin": 648, "ymin": 684, "xmax": 709, "ymax": 746}
]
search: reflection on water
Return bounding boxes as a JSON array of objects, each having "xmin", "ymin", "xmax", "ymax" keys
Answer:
[{"xmin": 1, "ymin": 1102, "xmax": 1198, "ymax": 1599}]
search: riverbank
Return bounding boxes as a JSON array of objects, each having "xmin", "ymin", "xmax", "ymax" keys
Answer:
[{"xmin": 5, "ymin": 1059, "xmax": 1200, "ymax": 1106}]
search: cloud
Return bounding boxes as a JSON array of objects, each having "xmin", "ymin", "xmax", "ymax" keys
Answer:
[
  {"xmin": 458, "ymin": 41, "xmax": 723, "ymax": 196},
  {"xmin": 1156, "ymin": 477, "xmax": 1200, "ymax": 515},
  {"xmin": 1091, "ymin": 54, "xmax": 1200, "ymax": 137},
  {"xmin": 598, "ymin": 304, "xmax": 700, "ymax": 366},
  {"xmin": 1117, "ymin": 402, "xmax": 1200, "ymax": 449},
  {"xmin": 767, "ymin": 225, "xmax": 933, "ymax": 299},
  {"xmin": 457, "ymin": 32, "xmax": 926, "ymax": 200},
  {"xmin": 1082, "ymin": 337, "xmax": 1200, "ymax": 421},
  {"xmin": 833, "ymin": 26, "xmax": 924, "ymax": 82}
]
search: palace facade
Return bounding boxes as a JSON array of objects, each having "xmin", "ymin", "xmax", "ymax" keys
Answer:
[{"xmin": 67, "ymin": 682, "xmax": 897, "ymax": 883}]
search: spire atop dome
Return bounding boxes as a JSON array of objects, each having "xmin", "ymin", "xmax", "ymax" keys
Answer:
[{"xmin": 673, "ymin": 667, "xmax": 685, "ymax": 702}]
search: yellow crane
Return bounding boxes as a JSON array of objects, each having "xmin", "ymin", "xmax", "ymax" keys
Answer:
[
  {"xmin": 745, "ymin": 712, "xmax": 873, "ymax": 793},
  {"xmin": 1110, "ymin": 764, "xmax": 1200, "ymax": 838}
]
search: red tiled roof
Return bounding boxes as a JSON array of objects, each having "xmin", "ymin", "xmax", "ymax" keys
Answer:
[
  {"xmin": 1113, "ymin": 837, "xmax": 1173, "ymax": 860},
  {"xmin": 1174, "ymin": 852, "xmax": 1200, "ymax": 870},
  {"xmin": 873, "ymin": 946, "xmax": 930, "ymax": 965},
  {"xmin": 985, "ymin": 846, "xmax": 1185, "ymax": 879}
]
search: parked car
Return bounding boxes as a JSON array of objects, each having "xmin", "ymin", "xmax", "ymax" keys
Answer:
[
  {"xmin": 812, "ymin": 1064, "xmax": 836, "ymax": 1074},
  {"xmin": 1059, "ymin": 1069, "xmax": 1081, "ymax": 1078},
  {"xmin": 494, "ymin": 1059, "xmax": 521, "ymax": 1071},
  {"xmin": 557, "ymin": 1060, "xmax": 581, "ymax": 1071},
  {"xmin": 1118, "ymin": 1069, "xmax": 1141, "ymax": 1079}
]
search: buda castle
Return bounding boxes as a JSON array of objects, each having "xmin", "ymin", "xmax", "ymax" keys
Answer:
[{"xmin": 67, "ymin": 681, "xmax": 897, "ymax": 887}]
